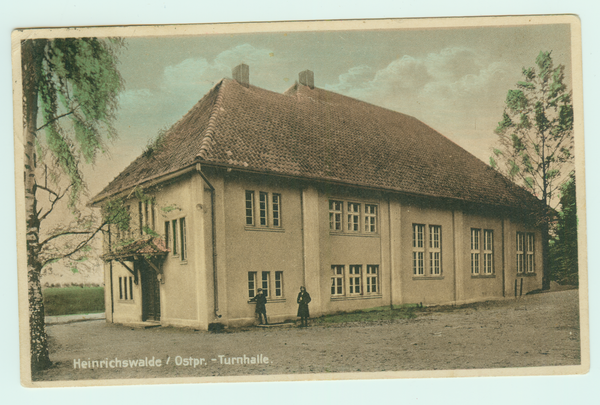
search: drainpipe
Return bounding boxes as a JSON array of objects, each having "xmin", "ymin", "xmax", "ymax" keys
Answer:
[{"xmin": 195, "ymin": 164, "xmax": 221, "ymax": 319}]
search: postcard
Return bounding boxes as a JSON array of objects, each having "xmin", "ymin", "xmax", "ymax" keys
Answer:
[{"xmin": 12, "ymin": 15, "xmax": 588, "ymax": 387}]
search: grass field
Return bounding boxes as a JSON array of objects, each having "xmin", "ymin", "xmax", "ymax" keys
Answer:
[{"xmin": 43, "ymin": 287, "xmax": 105, "ymax": 316}]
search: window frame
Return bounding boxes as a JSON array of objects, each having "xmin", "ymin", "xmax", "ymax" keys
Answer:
[
  {"xmin": 329, "ymin": 200, "xmax": 343, "ymax": 231},
  {"xmin": 366, "ymin": 265, "xmax": 379, "ymax": 294},
  {"xmin": 516, "ymin": 232, "xmax": 525, "ymax": 274},
  {"xmin": 483, "ymin": 229, "xmax": 494, "ymax": 275},
  {"xmin": 245, "ymin": 190, "xmax": 283, "ymax": 230},
  {"xmin": 248, "ymin": 272, "xmax": 257, "ymax": 298},
  {"xmin": 331, "ymin": 265, "xmax": 345, "ymax": 296},
  {"xmin": 526, "ymin": 232, "xmax": 535, "ymax": 273}
]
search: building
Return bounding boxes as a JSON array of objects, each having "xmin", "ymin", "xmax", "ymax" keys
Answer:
[{"xmin": 91, "ymin": 64, "xmax": 545, "ymax": 329}]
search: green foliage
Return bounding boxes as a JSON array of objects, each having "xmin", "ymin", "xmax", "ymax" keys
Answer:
[
  {"xmin": 42, "ymin": 287, "xmax": 105, "ymax": 316},
  {"xmin": 161, "ymin": 205, "xmax": 180, "ymax": 213},
  {"xmin": 134, "ymin": 187, "xmax": 155, "ymax": 204},
  {"xmin": 29, "ymin": 37, "xmax": 124, "ymax": 206},
  {"xmin": 102, "ymin": 197, "xmax": 131, "ymax": 231},
  {"xmin": 142, "ymin": 225, "xmax": 159, "ymax": 237},
  {"xmin": 550, "ymin": 174, "xmax": 578, "ymax": 285},
  {"xmin": 490, "ymin": 50, "xmax": 574, "ymax": 208}
]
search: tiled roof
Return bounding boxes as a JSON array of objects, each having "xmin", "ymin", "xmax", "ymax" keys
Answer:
[
  {"xmin": 103, "ymin": 237, "xmax": 169, "ymax": 260},
  {"xmin": 93, "ymin": 78, "xmax": 541, "ymax": 211}
]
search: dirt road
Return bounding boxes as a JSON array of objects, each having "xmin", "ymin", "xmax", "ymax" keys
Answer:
[{"xmin": 36, "ymin": 289, "xmax": 581, "ymax": 381}]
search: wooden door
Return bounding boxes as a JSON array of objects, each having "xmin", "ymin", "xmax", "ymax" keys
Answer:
[{"xmin": 141, "ymin": 263, "xmax": 161, "ymax": 321}]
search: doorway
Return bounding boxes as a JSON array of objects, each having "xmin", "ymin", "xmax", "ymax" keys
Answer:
[{"xmin": 140, "ymin": 262, "xmax": 161, "ymax": 322}]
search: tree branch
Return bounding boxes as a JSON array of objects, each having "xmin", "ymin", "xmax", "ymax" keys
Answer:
[
  {"xmin": 38, "ymin": 183, "xmax": 72, "ymax": 222},
  {"xmin": 41, "ymin": 221, "xmax": 108, "ymax": 268},
  {"xmin": 35, "ymin": 110, "xmax": 75, "ymax": 132}
]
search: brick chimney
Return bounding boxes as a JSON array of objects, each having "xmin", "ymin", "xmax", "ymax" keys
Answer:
[
  {"xmin": 299, "ymin": 70, "xmax": 314, "ymax": 89},
  {"xmin": 232, "ymin": 64, "xmax": 249, "ymax": 87}
]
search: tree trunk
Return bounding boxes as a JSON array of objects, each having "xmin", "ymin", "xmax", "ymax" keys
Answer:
[
  {"xmin": 541, "ymin": 222, "xmax": 551, "ymax": 291},
  {"xmin": 22, "ymin": 39, "xmax": 51, "ymax": 373}
]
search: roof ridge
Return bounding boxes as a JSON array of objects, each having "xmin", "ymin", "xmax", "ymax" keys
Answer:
[{"xmin": 197, "ymin": 79, "xmax": 227, "ymax": 160}]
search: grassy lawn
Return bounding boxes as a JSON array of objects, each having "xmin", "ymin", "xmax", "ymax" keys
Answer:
[
  {"xmin": 313, "ymin": 304, "xmax": 419, "ymax": 324},
  {"xmin": 43, "ymin": 287, "xmax": 105, "ymax": 316}
]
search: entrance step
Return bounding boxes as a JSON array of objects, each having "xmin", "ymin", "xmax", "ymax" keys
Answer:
[
  {"xmin": 256, "ymin": 322, "xmax": 296, "ymax": 328},
  {"xmin": 125, "ymin": 321, "xmax": 162, "ymax": 329}
]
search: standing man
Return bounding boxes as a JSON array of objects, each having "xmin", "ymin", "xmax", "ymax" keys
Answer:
[
  {"xmin": 297, "ymin": 286, "xmax": 311, "ymax": 327},
  {"xmin": 250, "ymin": 288, "xmax": 268, "ymax": 325}
]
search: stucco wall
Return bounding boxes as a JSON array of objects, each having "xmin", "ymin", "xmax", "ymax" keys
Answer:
[
  {"xmin": 219, "ymin": 172, "xmax": 305, "ymax": 326},
  {"xmin": 398, "ymin": 202, "xmax": 456, "ymax": 306}
]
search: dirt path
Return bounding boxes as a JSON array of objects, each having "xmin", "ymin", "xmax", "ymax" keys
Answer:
[{"xmin": 36, "ymin": 289, "xmax": 581, "ymax": 381}]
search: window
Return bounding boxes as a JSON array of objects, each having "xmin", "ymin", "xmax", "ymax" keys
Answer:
[
  {"xmin": 139, "ymin": 201, "xmax": 156, "ymax": 235},
  {"xmin": 329, "ymin": 200, "xmax": 342, "ymax": 231},
  {"xmin": 261, "ymin": 271, "xmax": 270, "ymax": 297},
  {"xmin": 328, "ymin": 199, "xmax": 378, "ymax": 235},
  {"xmin": 275, "ymin": 271, "xmax": 283, "ymax": 297},
  {"xmin": 179, "ymin": 218, "xmax": 187, "ymax": 261},
  {"xmin": 272, "ymin": 194, "xmax": 281, "ymax": 227},
  {"xmin": 331, "ymin": 265, "xmax": 344, "ymax": 296},
  {"xmin": 248, "ymin": 272, "xmax": 257, "ymax": 298},
  {"xmin": 483, "ymin": 230, "xmax": 494, "ymax": 274},
  {"xmin": 331, "ymin": 264, "xmax": 380, "ymax": 297},
  {"xmin": 245, "ymin": 191, "xmax": 255, "ymax": 226},
  {"xmin": 259, "ymin": 192, "xmax": 268, "ymax": 226},
  {"xmin": 172, "ymin": 219, "xmax": 178, "ymax": 255},
  {"xmin": 245, "ymin": 190, "xmax": 282, "ymax": 228},
  {"xmin": 364, "ymin": 205, "xmax": 377, "ymax": 233},
  {"xmin": 118, "ymin": 276, "xmax": 133, "ymax": 301},
  {"xmin": 349, "ymin": 265, "xmax": 362, "ymax": 294},
  {"xmin": 471, "ymin": 229, "xmax": 494, "ymax": 275},
  {"xmin": 164, "ymin": 221, "xmax": 170, "ymax": 249},
  {"xmin": 516, "ymin": 232, "xmax": 525, "ymax": 274},
  {"xmin": 347, "ymin": 202, "xmax": 360, "ymax": 232},
  {"xmin": 471, "ymin": 229, "xmax": 480, "ymax": 275},
  {"xmin": 413, "ymin": 224, "xmax": 442, "ymax": 276},
  {"xmin": 366, "ymin": 265, "xmax": 378, "ymax": 293},
  {"xmin": 429, "ymin": 225, "xmax": 441, "ymax": 275},
  {"xmin": 248, "ymin": 271, "xmax": 283, "ymax": 299},
  {"xmin": 412, "ymin": 224, "xmax": 425, "ymax": 275},
  {"xmin": 526, "ymin": 233, "xmax": 535, "ymax": 273}
]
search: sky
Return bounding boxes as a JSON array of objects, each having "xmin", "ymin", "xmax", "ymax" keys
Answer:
[{"xmin": 84, "ymin": 22, "xmax": 573, "ymax": 197}]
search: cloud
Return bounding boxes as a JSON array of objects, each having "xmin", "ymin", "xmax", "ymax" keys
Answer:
[
  {"xmin": 161, "ymin": 44, "xmax": 275, "ymax": 98},
  {"xmin": 326, "ymin": 47, "xmax": 511, "ymax": 108}
]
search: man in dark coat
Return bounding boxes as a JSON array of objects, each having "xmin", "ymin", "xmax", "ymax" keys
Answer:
[
  {"xmin": 250, "ymin": 288, "xmax": 268, "ymax": 325},
  {"xmin": 297, "ymin": 286, "xmax": 311, "ymax": 327}
]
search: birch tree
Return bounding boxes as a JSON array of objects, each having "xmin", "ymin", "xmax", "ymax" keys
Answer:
[
  {"xmin": 491, "ymin": 51, "xmax": 574, "ymax": 290},
  {"xmin": 21, "ymin": 37, "xmax": 124, "ymax": 373}
]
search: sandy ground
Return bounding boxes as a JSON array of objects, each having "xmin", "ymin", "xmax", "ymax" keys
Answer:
[{"xmin": 35, "ymin": 289, "xmax": 581, "ymax": 382}]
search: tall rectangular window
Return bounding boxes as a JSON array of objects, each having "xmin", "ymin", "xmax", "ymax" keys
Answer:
[
  {"xmin": 366, "ymin": 265, "xmax": 378, "ymax": 293},
  {"xmin": 347, "ymin": 202, "xmax": 360, "ymax": 232},
  {"xmin": 179, "ymin": 218, "xmax": 187, "ymax": 261},
  {"xmin": 172, "ymin": 219, "xmax": 178, "ymax": 255},
  {"xmin": 329, "ymin": 200, "xmax": 342, "ymax": 231},
  {"xmin": 119, "ymin": 277, "xmax": 123, "ymax": 300},
  {"xmin": 129, "ymin": 277, "xmax": 133, "ymax": 300},
  {"xmin": 429, "ymin": 225, "xmax": 441, "ymax": 275},
  {"xmin": 364, "ymin": 204, "xmax": 377, "ymax": 233},
  {"xmin": 516, "ymin": 232, "xmax": 525, "ymax": 273},
  {"xmin": 151, "ymin": 203, "xmax": 156, "ymax": 231},
  {"xmin": 245, "ymin": 191, "xmax": 255, "ymax": 226},
  {"xmin": 483, "ymin": 230, "xmax": 494, "ymax": 274},
  {"xmin": 349, "ymin": 265, "xmax": 362, "ymax": 294},
  {"xmin": 261, "ymin": 271, "xmax": 270, "ymax": 297},
  {"xmin": 272, "ymin": 194, "xmax": 281, "ymax": 227},
  {"xmin": 412, "ymin": 224, "xmax": 425, "ymax": 275},
  {"xmin": 526, "ymin": 233, "xmax": 535, "ymax": 273},
  {"xmin": 248, "ymin": 272, "xmax": 257, "ymax": 298},
  {"xmin": 331, "ymin": 265, "xmax": 344, "ymax": 295},
  {"xmin": 259, "ymin": 192, "xmax": 268, "ymax": 226},
  {"xmin": 471, "ymin": 228, "xmax": 480, "ymax": 275},
  {"xmin": 275, "ymin": 271, "xmax": 283, "ymax": 297},
  {"xmin": 164, "ymin": 221, "xmax": 170, "ymax": 249}
]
